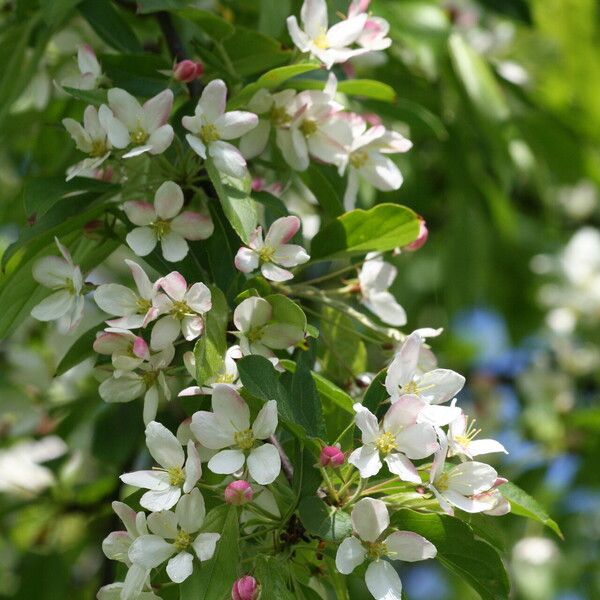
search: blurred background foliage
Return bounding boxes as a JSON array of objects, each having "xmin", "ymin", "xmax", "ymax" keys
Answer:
[{"xmin": 0, "ymin": 0, "xmax": 599, "ymax": 599}]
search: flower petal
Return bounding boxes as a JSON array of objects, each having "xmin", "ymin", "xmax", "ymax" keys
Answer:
[
  {"xmin": 348, "ymin": 444, "xmax": 382, "ymax": 478},
  {"xmin": 233, "ymin": 297, "xmax": 272, "ymax": 332},
  {"xmin": 143, "ymin": 89, "xmax": 173, "ymax": 132},
  {"xmin": 171, "ymin": 211, "xmax": 214, "ymax": 241},
  {"xmin": 240, "ymin": 119, "xmax": 271, "ymax": 159},
  {"xmin": 185, "ymin": 282, "xmax": 212, "ymax": 313},
  {"xmin": 212, "ymin": 384, "xmax": 250, "ymax": 431},
  {"xmin": 126, "ymin": 227, "xmax": 157, "ymax": 257},
  {"xmin": 365, "ymin": 560, "xmax": 403, "ymax": 600},
  {"xmin": 384, "ymin": 452, "xmax": 420, "ymax": 484},
  {"xmin": 94, "ymin": 284, "xmax": 138, "ymax": 316},
  {"xmin": 124, "ymin": 201, "xmax": 156, "ymax": 226},
  {"xmin": 183, "ymin": 441, "xmax": 203, "ymax": 493},
  {"xmin": 161, "ymin": 232, "xmax": 189, "ymax": 262},
  {"xmin": 265, "ymin": 216, "xmax": 301, "ymax": 247},
  {"xmin": 190, "ymin": 411, "xmax": 235, "ymax": 449},
  {"xmin": 147, "ymin": 510, "xmax": 179, "ymax": 539},
  {"xmin": 417, "ymin": 369, "xmax": 466, "ymax": 405},
  {"xmin": 140, "ymin": 487, "xmax": 182, "ymax": 512},
  {"xmin": 235, "ymin": 247, "xmax": 259, "ymax": 273},
  {"xmin": 384, "ymin": 531, "xmax": 437, "ymax": 562},
  {"xmin": 148, "ymin": 124, "xmax": 174, "ymax": 155},
  {"xmin": 247, "ymin": 443, "xmax": 281, "ymax": 485},
  {"xmin": 272, "ymin": 244, "xmax": 310, "ymax": 268},
  {"xmin": 395, "ymin": 423, "xmax": 439, "ymax": 460},
  {"xmin": 363, "ymin": 291, "xmax": 407, "ymax": 326},
  {"xmin": 252, "ymin": 400, "xmax": 278, "ymax": 439},
  {"xmin": 128, "ymin": 534, "xmax": 174, "ymax": 569},
  {"xmin": 351, "ymin": 497, "xmax": 389, "ymax": 543},
  {"xmin": 260, "ymin": 263, "xmax": 293, "ymax": 282},
  {"xmin": 384, "ymin": 332, "xmax": 421, "ymax": 397},
  {"xmin": 151, "ymin": 315, "xmax": 181, "ymax": 350},
  {"xmin": 214, "ymin": 111, "xmax": 258, "ymax": 140},
  {"xmin": 145, "ymin": 420, "xmax": 185, "ymax": 468},
  {"xmin": 354, "ymin": 404, "xmax": 380, "ymax": 444},
  {"xmin": 207, "ymin": 449, "xmax": 246, "ymax": 475},
  {"xmin": 31, "ymin": 291, "xmax": 73, "ymax": 321},
  {"xmin": 166, "ymin": 551, "xmax": 194, "ymax": 584},
  {"xmin": 335, "ymin": 536, "xmax": 366, "ymax": 575},
  {"xmin": 209, "ymin": 140, "xmax": 248, "ymax": 179},
  {"xmin": 176, "ymin": 487, "xmax": 206, "ymax": 533},
  {"xmin": 192, "ymin": 532, "xmax": 220, "ymax": 562},
  {"xmin": 198, "ymin": 79, "xmax": 227, "ymax": 121}
]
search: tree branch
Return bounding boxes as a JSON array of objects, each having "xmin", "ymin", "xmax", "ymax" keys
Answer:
[{"xmin": 269, "ymin": 435, "xmax": 294, "ymax": 484}]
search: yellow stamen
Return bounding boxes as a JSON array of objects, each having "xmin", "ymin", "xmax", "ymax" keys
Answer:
[
  {"xmin": 200, "ymin": 123, "xmax": 220, "ymax": 143},
  {"xmin": 234, "ymin": 429, "xmax": 255, "ymax": 450},
  {"xmin": 375, "ymin": 431, "xmax": 397, "ymax": 455}
]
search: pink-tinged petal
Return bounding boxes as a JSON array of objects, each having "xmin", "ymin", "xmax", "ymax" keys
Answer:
[
  {"xmin": 207, "ymin": 449, "xmax": 245, "ymax": 474},
  {"xmin": 260, "ymin": 263, "xmax": 293, "ymax": 282},
  {"xmin": 365, "ymin": 560, "xmax": 402, "ymax": 600},
  {"xmin": 335, "ymin": 536, "xmax": 366, "ymax": 575},
  {"xmin": 154, "ymin": 181, "xmax": 184, "ymax": 220},
  {"xmin": 265, "ymin": 216, "xmax": 301, "ymax": 247},
  {"xmin": 214, "ymin": 111, "xmax": 258, "ymax": 140},
  {"xmin": 125, "ymin": 259, "xmax": 154, "ymax": 300},
  {"xmin": 185, "ymin": 133, "xmax": 207, "ymax": 158},
  {"xmin": 182, "ymin": 315, "xmax": 204, "ymax": 340},
  {"xmin": 93, "ymin": 331, "xmax": 129, "ymax": 355},
  {"xmin": 124, "ymin": 201, "xmax": 156, "ymax": 226},
  {"xmin": 107, "ymin": 88, "xmax": 141, "ymax": 130},
  {"xmin": 348, "ymin": 444, "xmax": 381, "ymax": 478},
  {"xmin": 31, "ymin": 290, "xmax": 73, "ymax": 321},
  {"xmin": 326, "ymin": 14, "xmax": 367, "ymax": 48},
  {"xmin": 128, "ymin": 534, "xmax": 174, "ymax": 569},
  {"xmin": 395, "ymin": 423, "xmax": 439, "ymax": 460},
  {"xmin": 240, "ymin": 120, "xmax": 271, "ymax": 160},
  {"xmin": 190, "ymin": 411, "xmax": 235, "ymax": 449},
  {"xmin": 170, "ymin": 211, "xmax": 214, "ymax": 241},
  {"xmin": 99, "ymin": 105, "xmax": 130, "ymax": 149},
  {"xmin": 161, "ymin": 232, "xmax": 189, "ymax": 262},
  {"xmin": 353, "ymin": 404, "xmax": 380, "ymax": 444},
  {"xmin": 143, "ymin": 89, "xmax": 173, "ymax": 131},
  {"xmin": 208, "ymin": 140, "xmax": 247, "ymax": 180},
  {"xmin": 77, "ymin": 44, "xmax": 101, "ymax": 77},
  {"xmin": 377, "ymin": 129, "xmax": 413, "ymax": 154},
  {"xmin": 178, "ymin": 386, "xmax": 203, "ymax": 397},
  {"xmin": 233, "ymin": 297, "xmax": 272, "ymax": 332},
  {"xmin": 94, "ymin": 283, "xmax": 138, "ymax": 316},
  {"xmin": 286, "ymin": 16, "xmax": 311, "ymax": 52},
  {"xmin": 198, "ymin": 79, "xmax": 227, "ymax": 121},
  {"xmin": 247, "ymin": 443, "xmax": 281, "ymax": 485},
  {"xmin": 235, "ymin": 247, "xmax": 260, "ymax": 273},
  {"xmin": 384, "ymin": 452, "xmax": 421, "ymax": 484},
  {"xmin": 251, "ymin": 400, "xmax": 278, "ymax": 439},
  {"xmin": 151, "ymin": 315, "xmax": 181, "ymax": 350},
  {"xmin": 211, "ymin": 384, "xmax": 250, "ymax": 431},
  {"xmin": 275, "ymin": 127, "xmax": 309, "ymax": 171},
  {"xmin": 133, "ymin": 336, "xmax": 150, "ymax": 359},
  {"xmin": 159, "ymin": 272, "xmax": 187, "ymax": 300},
  {"xmin": 351, "ymin": 497, "xmax": 389, "ymax": 542},
  {"xmin": 300, "ymin": 0, "xmax": 328, "ymax": 37},
  {"xmin": 385, "ymin": 531, "xmax": 437, "ymax": 562},
  {"xmin": 83, "ymin": 105, "xmax": 105, "ymax": 140},
  {"xmin": 147, "ymin": 124, "xmax": 174, "ymax": 155},
  {"xmin": 185, "ymin": 282, "xmax": 212, "ymax": 313},
  {"xmin": 126, "ymin": 227, "xmax": 157, "ymax": 257},
  {"xmin": 383, "ymin": 394, "xmax": 426, "ymax": 432},
  {"xmin": 385, "ymin": 332, "xmax": 422, "ymax": 396},
  {"xmin": 272, "ymin": 244, "xmax": 310, "ymax": 268}
]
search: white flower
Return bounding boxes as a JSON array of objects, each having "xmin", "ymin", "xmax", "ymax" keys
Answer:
[
  {"xmin": 428, "ymin": 436, "xmax": 500, "ymax": 515},
  {"xmin": 190, "ymin": 384, "xmax": 281, "ymax": 485},
  {"xmin": 447, "ymin": 411, "xmax": 507, "ymax": 459},
  {"xmin": 348, "ymin": 0, "xmax": 392, "ymax": 51},
  {"xmin": 102, "ymin": 88, "xmax": 174, "ymax": 158},
  {"xmin": 98, "ymin": 345, "xmax": 174, "ymax": 424},
  {"xmin": 348, "ymin": 399, "xmax": 439, "ymax": 482},
  {"xmin": 335, "ymin": 498, "xmax": 436, "ymax": 600},
  {"xmin": 124, "ymin": 181, "xmax": 214, "ymax": 262},
  {"xmin": 179, "ymin": 345, "xmax": 242, "ymax": 396},
  {"xmin": 358, "ymin": 253, "xmax": 406, "ymax": 326},
  {"xmin": 93, "ymin": 329, "xmax": 150, "ymax": 373},
  {"xmin": 97, "ymin": 583, "xmax": 159, "ymax": 600},
  {"xmin": 62, "ymin": 105, "xmax": 112, "ymax": 180},
  {"xmin": 182, "ymin": 79, "xmax": 258, "ymax": 179},
  {"xmin": 287, "ymin": 0, "xmax": 368, "ymax": 69},
  {"xmin": 233, "ymin": 296, "xmax": 305, "ymax": 358},
  {"xmin": 120, "ymin": 421, "xmax": 201, "ymax": 512},
  {"xmin": 94, "ymin": 259, "xmax": 163, "ymax": 329},
  {"xmin": 61, "ymin": 44, "xmax": 103, "ymax": 90},
  {"xmin": 239, "ymin": 88, "xmax": 297, "ymax": 160},
  {"xmin": 150, "ymin": 271, "xmax": 212, "ymax": 350},
  {"xmin": 338, "ymin": 117, "xmax": 412, "ymax": 210},
  {"xmin": 129, "ymin": 488, "xmax": 220, "ymax": 584},
  {"xmin": 235, "ymin": 216, "xmax": 310, "ymax": 281},
  {"xmin": 31, "ymin": 237, "xmax": 85, "ymax": 333}
]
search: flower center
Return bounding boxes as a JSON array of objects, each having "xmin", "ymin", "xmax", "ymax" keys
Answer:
[
  {"xmin": 270, "ymin": 105, "xmax": 291, "ymax": 127},
  {"xmin": 152, "ymin": 219, "xmax": 171, "ymax": 239},
  {"xmin": 349, "ymin": 150, "xmax": 369, "ymax": 169},
  {"xmin": 215, "ymin": 372, "xmax": 236, "ymax": 384},
  {"xmin": 435, "ymin": 472, "xmax": 449, "ymax": 492},
  {"xmin": 63, "ymin": 278, "xmax": 77, "ymax": 295},
  {"xmin": 131, "ymin": 127, "xmax": 149, "ymax": 145},
  {"xmin": 375, "ymin": 431, "xmax": 397, "ymax": 455},
  {"xmin": 313, "ymin": 31, "xmax": 329, "ymax": 50},
  {"xmin": 258, "ymin": 246, "xmax": 276, "ymax": 263},
  {"xmin": 454, "ymin": 418, "xmax": 482, "ymax": 448},
  {"xmin": 90, "ymin": 139, "xmax": 108, "ymax": 157},
  {"xmin": 402, "ymin": 381, "xmax": 418, "ymax": 394},
  {"xmin": 234, "ymin": 428, "xmax": 255, "ymax": 450},
  {"xmin": 200, "ymin": 123, "xmax": 220, "ymax": 143},
  {"xmin": 364, "ymin": 541, "xmax": 388, "ymax": 561},
  {"xmin": 167, "ymin": 466, "xmax": 185, "ymax": 486},
  {"xmin": 137, "ymin": 297, "xmax": 153, "ymax": 314},
  {"xmin": 246, "ymin": 325, "xmax": 265, "ymax": 344},
  {"xmin": 300, "ymin": 118, "xmax": 318, "ymax": 137},
  {"xmin": 142, "ymin": 370, "xmax": 158, "ymax": 387},
  {"xmin": 171, "ymin": 300, "xmax": 193, "ymax": 320},
  {"xmin": 173, "ymin": 529, "xmax": 192, "ymax": 551}
]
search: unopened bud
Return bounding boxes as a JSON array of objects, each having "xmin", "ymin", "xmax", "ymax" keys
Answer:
[
  {"xmin": 224, "ymin": 480, "xmax": 253, "ymax": 505},
  {"xmin": 404, "ymin": 218, "xmax": 428, "ymax": 251},
  {"xmin": 83, "ymin": 219, "xmax": 105, "ymax": 240},
  {"xmin": 320, "ymin": 445, "xmax": 345, "ymax": 468},
  {"xmin": 232, "ymin": 576, "xmax": 259, "ymax": 600},
  {"xmin": 173, "ymin": 59, "xmax": 204, "ymax": 83}
]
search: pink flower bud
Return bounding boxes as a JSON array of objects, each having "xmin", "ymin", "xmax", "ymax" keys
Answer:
[
  {"xmin": 320, "ymin": 445, "xmax": 345, "ymax": 468},
  {"xmin": 173, "ymin": 59, "xmax": 204, "ymax": 83},
  {"xmin": 83, "ymin": 219, "xmax": 104, "ymax": 240},
  {"xmin": 232, "ymin": 576, "xmax": 259, "ymax": 600},
  {"xmin": 404, "ymin": 218, "xmax": 428, "ymax": 251},
  {"xmin": 224, "ymin": 480, "xmax": 253, "ymax": 505}
]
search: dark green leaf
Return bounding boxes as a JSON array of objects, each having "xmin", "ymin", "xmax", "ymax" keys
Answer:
[
  {"xmin": 254, "ymin": 555, "xmax": 295, "ymax": 599},
  {"xmin": 101, "ymin": 54, "xmax": 170, "ymax": 97},
  {"xmin": 177, "ymin": 8, "xmax": 235, "ymax": 39},
  {"xmin": 299, "ymin": 165, "xmax": 344, "ymax": 219},
  {"xmin": 290, "ymin": 348, "xmax": 326, "ymax": 438},
  {"xmin": 55, "ymin": 323, "xmax": 104, "ymax": 376},
  {"xmin": 62, "ymin": 86, "xmax": 108, "ymax": 106},
  {"xmin": 137, "ymin": 0, "xmax": 200, "ymax": 13},
  {"xmin": 258, "ymin": 0, "xmax": 291, "ymax": 37},
  {"xmin": 298, "ymin": 496, "xmax": 352, "ymax": 542},
  {"xmin": 362, "ymin": 370, "xmax": 388, "ymax": 416}
]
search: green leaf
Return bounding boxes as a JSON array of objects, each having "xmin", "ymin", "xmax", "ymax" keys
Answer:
[
  {"xmin": 290, "ymin": 349, "xmax": 326, "ymax": 438},
  {"xmin": 55, "ymin": 323, "xmax": 103, "ymax": 376},
  {"xmin": 291, "ymin": 78, "xmax": 396, "ymax": 102},
  {"xmin": 137, "ymin": 0, "xmax": 200, "ymax": 13},
  {"xmin": 177, "ymin": 7, "xmax": 235, "ymax": 40},
  {"xmin": 266, "ymin": 293, "xmax": 307, "ymax": 331},
  {"xmin": 39, "ymin": 0, "xmax": 82, "ymax": 26},
  {"xmin": 62, "ymin": 86, "xmax": 108, "ymax": 106},
  {"xmin": 223, "ymin": 27, "xmax": 290, "ymax": 76},
  {"xmin": 79, "ymin": 0, "xmax": 142, "ymax": 53},
  {"xmin": 180, "ymin": 505, "xmax": 239, "ymax": 600},
  {"xmin": 362, "ymin": 370, "xmax": 388, "ymax": 416},
  {"xmin": 258, "ymin": 0, "xmax": 291, "ymax": 37},
  {"xmin": 499, "ymin": 482, "xmax": 563, "ymax": 538},
  {"xmin": 299, "ymin": 165, "xmax": 344, "ymax": 219},
  {"xmin": 391, "ymin": 510, "xmax": 510, "ymax": 600},
  {"xmin": 206, "ymin": 160, "xmax": 257, "ymax": 244},
  {"xmin": 193, "ymin": 287, "xmax": 228, "ymax": 387},
  {"xmin": 254, "ymin": 555, "xmax": 295, "ymax": 599},
  {"xmin": 101, "ymin": 54, "xmax": 170, "ymax": 97},
  {"xmin": 298, "ymin": 496, "xmax": 352, "ymax": 542},
  {"xmin": 310, "ymin": 203, "xmax": 420, "ymax": 260},
  {"xmin": 448, "ymin": 33, "xmax": 509, "ymax": 122}
]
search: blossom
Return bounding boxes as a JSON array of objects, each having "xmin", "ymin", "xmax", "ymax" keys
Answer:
[
  {"xmin": 335, "ymin": 498, "xmax": 436, "ymax": 600},
  {"xmin": 124, "ymin": 181, "xmax": 214, "ymax": 262},
  {"xmin": 320, "ymin": 445, "xmax": 345, "ymax": 468},
  {"xmin": 62, "ymin": 105, "xmax": 112, "ymax": 180},
  {"xmin": 357, "ymin": 253, "xmax": 407, "ymax": 326},
  {"xmin": 403, "ymin": 218, "xmax": 428, "ymax": 251},
  {"xmin": 129, "ymin": 488, "xmax": 220, "ymax": 584},
  {"xmin": 233, "ymin": 296, "xmax": 305, "ymax": 358},
  {"xmin": 120, "ymin": 421, "xmax": 201, "ymax": 511},
  {"xmin": 348, "ymin": 0, "xmax": 392, "ymax": 51},
  {"xmin": 102, "ymin": 88, "xmax": 174, "ymax": 158},
  {"xmin": 61, "ymin": 44, "xmax": 103, "ymax": 90},
  {"xmin": 94, "ymin": 259, "xmax": 162, "ymax": 329},
  {"xmin": 348, "ymin": 399, "xmax": 439, "ymax": 482},
  {"xmin": 179, "ymin": 345, "xmax": 243, "ymax": 396},
  {"xmin": 93, "ymin": 329, "xmax": 150, "ymax": 373},
  {"xmin": 190, "ymin": 384, "xmax": 281, "ymax": 485},
  {"xmin": 235, "ymin": 216, "xmax": 310, "ymax": 281},
  {"xmin": 182, "ymin": 79, "xmax": 258, "ymax": 179},
  {"xmin": 173, "ymin": 59, "xmax": 204, "ymax": 83},
  {"xmin": 447, "ymin": 411, "xmax": 507, "ymax": 459},
  {"xmin": 150, "ymin": 271, "xmax": 212, "ymax": 350},
  {"xmin": 232, "ymin": 576, "xmax": 259, "ymax": 600},
  {"xmin": 338, "ymin": 117, "xmax": 412, "ymax": 210},
  {"xmin": 224, "ymin": 480, "xmax": 254, "ymax": 505},
  {"xmin": 286, "ymin": 0, "xmax": 368, "ymax": 69},
  {"xmin": 98, "ymin": 345, "xmax": 174, "ymax": 424},
  {"xmin": 31, "ymin": 237, "xmax": 85, "ymax": 333}
]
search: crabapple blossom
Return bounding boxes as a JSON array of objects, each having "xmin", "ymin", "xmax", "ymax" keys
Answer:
[
  {"xmin": 102, "ymin": 88, "xmax": 174, "ymax": 157},
  {"xmin": 62, "ymin": 105, "xmax": 112, "ymax": 180},
  {"xmin": 129, "ymin": 488, "xmax": 220, "ymax": 584},
  {"xmin": 348, "ymin": 399, "xmax": 439, "ymax": 482},
  {"xmin": 98, "ymin": 345, "xmax": 174, "ymax": 424},
  {"xmin": 93, "ymin": 329, "xmax": 150, "ymax": 373},
  {"xmin": 179, "ymin": 344, "xmax": 242, "ymax": 396},
  {"xmin": 348, "ymin": 0, "xmax": 392, "ymax": 51},
  {"xmin": 61, "ymin": 44, "xmax": 103, "ymax": 90},
  {"xmin": 357, "ymin": 253, "xmax": 407, "ymax": 326},
  {"xmin": 31, "ymin": 237, "xmax": 85, "ymax": 333},
  {"xmin": 335, "ymin": 498, "xmax": 436, "ymax": 600},
  {"xmin": 182, "ymin": 79, "xmax": 258, "ymax": 179},
  {"xmin": 232, "ymin": 576, "xmax": 259, "ymax": 600},
  {"xmin": 286, "ymin": 0, "xmax": 368, "ymax": 69},
  {"xmin": 447, "ymin": 411, "xmax": 507, "ymax": 459},
  {"xmin": 404, "ymin": 218, "xmax": 429, "ymax": 251},
  {"xmin": 235, "ymin": 216, "xmax": 309, "ymax": 281},
  {"xmin": 190, "ymin": 385, "xmax": 281, "ymax": 485},
  {"xmin": 173, "ymin": 59, "xmax": 204, "ymax": 83},
  {"xmin": 150, "ymin": 271, "xmax": 212, "ymax": 350},
  {"xmin": 120, "ymin": 421, "xmax": 201, "ymax": 512},
  {"xmin": 224, "ymin": 480, "xmax": 254, "ymax": 505},
  {"xmin": 94, "ymin": 259, "xmax": 163, "ymax": 329},
  {"xmin": 320, "ymin": 445, "xmax": 345, "ymax": 468},
  {"xmin": 124, "ymin": 181, "xmax": 213, "ymax": 262}
]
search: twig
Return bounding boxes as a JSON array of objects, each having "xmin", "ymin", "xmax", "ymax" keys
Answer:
[{"xmin": 268, "ymin": 435, "xmax": 294, "ymax": 484}]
